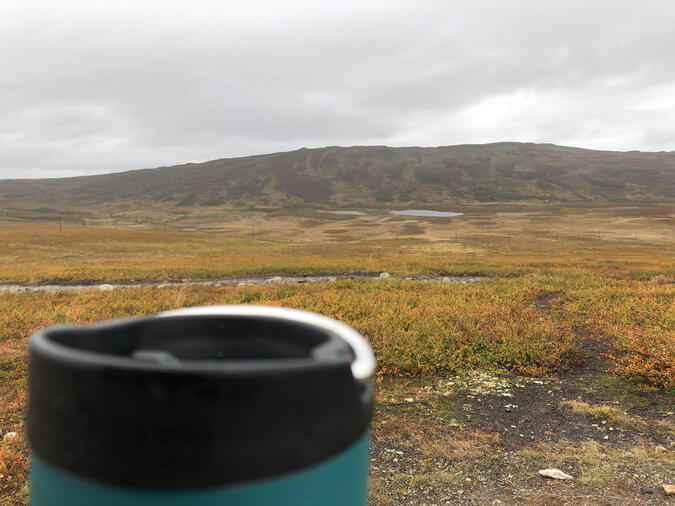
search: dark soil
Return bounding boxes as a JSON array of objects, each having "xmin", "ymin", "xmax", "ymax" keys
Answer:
[{"xmin": 370, "ymin": 370, "xmax": 674, "ymax": 505}]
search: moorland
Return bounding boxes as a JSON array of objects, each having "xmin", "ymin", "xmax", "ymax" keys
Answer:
[{"xmin": 0, "ymin": 143, "xmax": 673, "ymax": 504}]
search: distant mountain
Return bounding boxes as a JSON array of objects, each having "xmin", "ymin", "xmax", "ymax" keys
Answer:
[{"xmin": 1, "ymin": 143, "xmax": 674, "ymax": 211}]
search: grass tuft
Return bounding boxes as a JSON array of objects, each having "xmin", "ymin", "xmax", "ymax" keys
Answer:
[{"xmin": 560, "ymin": 400, "xmax": 637, "ymax": 428}]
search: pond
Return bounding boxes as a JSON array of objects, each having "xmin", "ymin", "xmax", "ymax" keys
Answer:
[{"xmin": 389, "ymin": 209, "xmax": 463, "ymax": 217}]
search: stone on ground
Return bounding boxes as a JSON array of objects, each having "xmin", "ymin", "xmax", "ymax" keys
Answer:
[{"xmin": 538, "ymin": 468, "xmax": 573, "ymax": 480}]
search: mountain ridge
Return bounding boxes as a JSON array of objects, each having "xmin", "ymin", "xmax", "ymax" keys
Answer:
[{"xmin": 1, "ymin": 142, "xmax": 674, "ymax": 209}]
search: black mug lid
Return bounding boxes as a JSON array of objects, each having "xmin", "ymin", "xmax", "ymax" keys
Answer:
[{"xmin": 28, "ymin": 306, "xmax": 375, "ymax": 490}]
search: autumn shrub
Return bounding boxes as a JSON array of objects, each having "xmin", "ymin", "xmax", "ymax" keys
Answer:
[
  {"xmin": 561, "ymin": 281, "xmax": 675, "ymax": 390},
  {"xmin": 0, "ymin": 279, "xmax": 581, "ymax": 378}
]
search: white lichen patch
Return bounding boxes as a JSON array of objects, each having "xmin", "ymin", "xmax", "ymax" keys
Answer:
[{"xmin": 426, "ymin": 371, "xmax": 549, "ymax": 398}]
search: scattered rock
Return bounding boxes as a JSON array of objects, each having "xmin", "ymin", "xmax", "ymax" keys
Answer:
[
  {"xmin": 538, "ymin": 468, "xmax": 573, "ymax": 480},
  {"xmin": 663, "ymin": 484, "xmax": 675, "ymax": 495},
  {"xmin": 3, "ymin": 432, "xmax": 17, "ymax": 441},
  {"xmin": 379, "ymin": 272, "xmax": 391, "ymax": 279},
  {"xmin": 265, "ymin": 276, "xmax": 283, "ymax": 284},
  {"xmin": 654, "ymin": 445, "xmax": 667, "ymax": 452},
  {"xmin": 98, "ymin": 284, "xmax": 114, "ymax": 291},
  {"xmin": 404, "ymin": 397, "xmax": 414, "ymax": 403},
  {"xmin": 640, "ymin": 486, "xmax": 654, "ymax": 494}
]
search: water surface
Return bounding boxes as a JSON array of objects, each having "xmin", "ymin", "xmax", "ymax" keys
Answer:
[{"xmin": 389, "ymin": 209, "xmax": 463, "ymax": 217}]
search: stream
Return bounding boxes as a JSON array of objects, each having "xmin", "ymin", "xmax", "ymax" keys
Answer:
[{"xmin": 0, "ymin": 273, "xmax": 486, "ymax": 293}]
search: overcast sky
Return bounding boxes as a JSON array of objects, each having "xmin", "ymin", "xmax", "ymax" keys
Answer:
[{"xmin": 2, "ymin": 1, "xmax": 674, "ymax": 179}]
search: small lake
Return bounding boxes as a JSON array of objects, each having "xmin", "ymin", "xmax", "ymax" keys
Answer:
[
  {"xmin": 329, "ymin": 211, "xmax": 364, "ymax": 215},
  {"xmin": 389, "ymin": 210, "xmax": 463, "ymax": 217}
]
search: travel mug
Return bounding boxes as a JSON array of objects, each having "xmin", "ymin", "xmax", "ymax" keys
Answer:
[{"xmin": 28, "ymin": 305, "xmax": 375, "ymax": 505}]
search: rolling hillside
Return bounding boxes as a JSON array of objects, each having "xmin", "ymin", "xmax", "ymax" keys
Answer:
[{"xmin": 1, "ymin": 143, "xmax": 674, "ymax": 212}]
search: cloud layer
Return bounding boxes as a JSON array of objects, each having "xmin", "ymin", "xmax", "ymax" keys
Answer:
[{"xmin": 2, "ymin": 1, "xmax": 674, "ymax": 178}]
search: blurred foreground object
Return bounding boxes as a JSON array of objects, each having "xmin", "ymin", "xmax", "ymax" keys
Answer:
[{"xmin": 29, "ymin": 305, "xmax": 374, "ymax": 505}]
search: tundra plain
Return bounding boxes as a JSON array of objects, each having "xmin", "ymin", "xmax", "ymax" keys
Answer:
[{"xmin": 0, "ymin": 203, "xmax": 673, "ymax": 505}]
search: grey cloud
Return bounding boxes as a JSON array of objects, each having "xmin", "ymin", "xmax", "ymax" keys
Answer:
[{"xmin": 1, "ymin": 0, "xmax": 674, "ymax": 179}]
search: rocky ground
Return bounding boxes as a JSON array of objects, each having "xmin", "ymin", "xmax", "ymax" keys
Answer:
[
  {"xmin": 369, "ymin": 343, "xmax": 674, "ymax": 505},
  {"xmin": 0, "ymin": 272, "xmax": 484, "ymax": 292}
]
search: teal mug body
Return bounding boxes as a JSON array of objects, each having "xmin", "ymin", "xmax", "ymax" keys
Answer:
[{"xmin": 29, "ymin": 306, "xmax": 375, "ymax": 505}]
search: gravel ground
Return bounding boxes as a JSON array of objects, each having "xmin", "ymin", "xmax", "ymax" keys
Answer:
[{"xmin": 369, "ymin": 326, "xmax": 674, "ymax": 506}]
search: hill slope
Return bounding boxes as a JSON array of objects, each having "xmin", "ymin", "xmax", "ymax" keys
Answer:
[{"xmin": 1, "ymin": 143, "xmax": 674, "ymax": 210}]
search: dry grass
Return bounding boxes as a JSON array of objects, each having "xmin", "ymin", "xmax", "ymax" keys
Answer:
[
  {"xmin": 518, "ymin": 440, "xmax": 675, "ymax": 489},
  {"xmin": 1, "ymin": 202, "xmax": 673, "ymax": 284},
  {"xmin": 560, "ymin": 400, "xmax": 638, "ymax": 429},
  {"xmin": 419, "ymin": 429, "xmax": 501, "ymax": 460}
]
